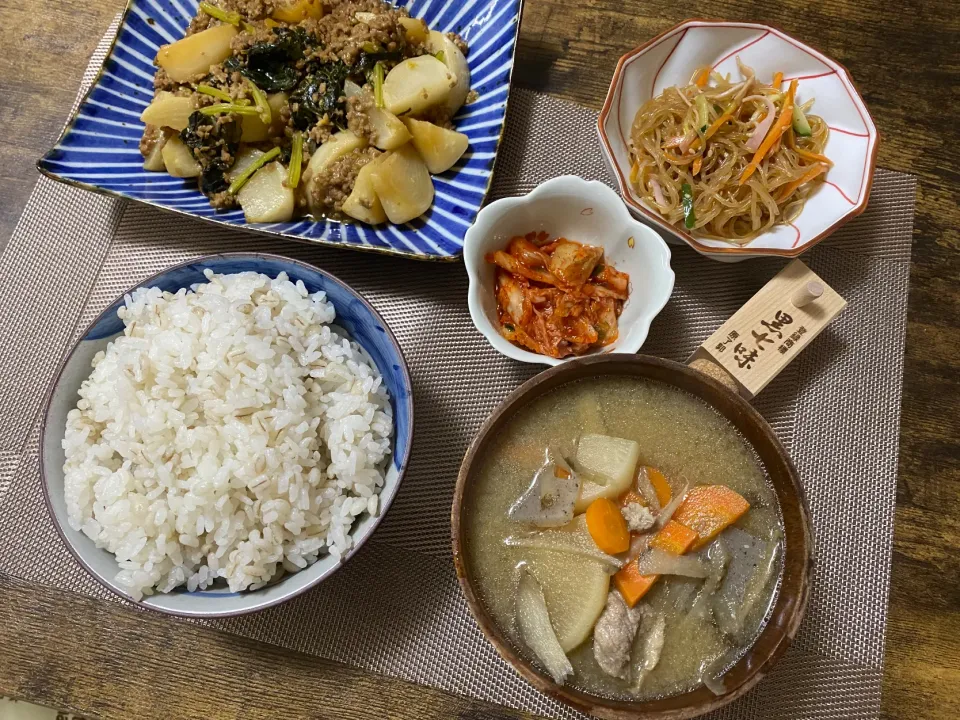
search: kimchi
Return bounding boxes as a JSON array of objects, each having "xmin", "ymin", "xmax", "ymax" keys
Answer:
[{"xmin": 486, "ymin": 232, "xmax": 630, "ymax": 358}]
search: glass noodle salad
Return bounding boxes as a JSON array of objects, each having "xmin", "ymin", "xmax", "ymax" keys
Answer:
[
  {"xmin": 629, "ymin": 60, "xmax": 831, "ymax": 244},
  {"xmin": 139, "ymin": 0, "xmax": 472, "ymax": 226}
]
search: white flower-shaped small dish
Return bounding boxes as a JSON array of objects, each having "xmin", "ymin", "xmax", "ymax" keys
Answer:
[
  {"xmin": 464, "ymin": 175, "xmax": 674, "ymax": 365},
  {"xmin": 598, "ymin": 20, "xmax": 879, "ymax": 261}
]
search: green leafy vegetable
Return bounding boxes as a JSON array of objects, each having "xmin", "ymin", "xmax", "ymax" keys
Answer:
[
  {"xmin": 180, "ymin": 111, "xmax": 241, "ymax": 197},
  {"xmin": 199, "ymin": 1, "xmax": 242, "ymax": 26},
  {"xmin": 228, "ymin": 147, "xmax": 281, "ymax": 194},
  {"xmin": 199, "ymin": 103, "xmax": 261, "ymax": 116},
  {"xmin": 373, "ymin": 61, "xmax": 385, "ymax": 109},
  {"xmin": 287, "ymin": 132, "xmax": 303, "ymax": 189},
  {"xmin": 355, "ymin": 49, "xmax": 402, "ymax": 77},
  {"xmin": 224, "ymin": 27, "xmax": 310, "ymax": 93},
  {"xmin": 681, "ymin": 183, "xmax": 696, "ymax": 229},
  {"xmin": 290, "ymin": 60, "xmax": 349, "ymax": 130},
  {"xmin": 196, "ymin": 84, "xmax": 233, "ymax": 102},
  {"xmin": 246, "ymin": 79, "xmax": 271, "ymax": 125}
]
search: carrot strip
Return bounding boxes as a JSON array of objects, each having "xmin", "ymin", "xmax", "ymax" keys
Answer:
[
  {"xmin": 646, "ymin": 468, "xmax": 672, "ymax": 506},
  {"xmin": 650, "ymin": 519, "xmax": 698, "ymax": 555},
  {"xmin": 672, "ymin": 485, "xmax": 750, "ymax": 550},
  {"xmin": 703, "ymin": 111, "xmax": 734, "ymax": 140},
  {"xmin": 695, "ymin": 68, "xmax": 710, "ymax": 87},
  {"xmin": 585, "ymin": 498, "xmax": 630, "ymax": 554},
  {"xmin": 777, "ymin": 163, "xmax": 828, "ymax": 202},
  {"xmin": 795, "ymin": 148, "xmax": 834, "ymax": 166},
  {"xmin": 785, "ymin": 125, "xmax": 796, "ymax": 149},
  {"xmin": 773, "ymin": 71, "xmax": 783, "ymax": 89},
  {"xmin": 739, "ymin": 79, "xmax": 797, "ymax": 185},
  {"xmin": 692, "ymin": 156, "xmax": 703, "ymax": 175}
]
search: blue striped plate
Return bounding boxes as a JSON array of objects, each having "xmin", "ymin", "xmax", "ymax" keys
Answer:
[{"xmin": 38, "ymin": 0, "xmax": 522, "ymax": 261}]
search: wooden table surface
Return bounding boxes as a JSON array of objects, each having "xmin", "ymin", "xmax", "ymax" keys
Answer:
[{"xmin": 1, "ymin": 1, "xmax": 957, "ymax": 718}]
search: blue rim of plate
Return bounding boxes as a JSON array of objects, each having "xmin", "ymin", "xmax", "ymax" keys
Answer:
[{"xmin": 37, "ymin": 0, "xmax": 524, "ymax": 262}]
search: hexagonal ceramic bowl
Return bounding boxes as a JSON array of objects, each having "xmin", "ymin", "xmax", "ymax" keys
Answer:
[{"xmin": 598, "ymin": 20, "xmax": 879, "ymax": 262}]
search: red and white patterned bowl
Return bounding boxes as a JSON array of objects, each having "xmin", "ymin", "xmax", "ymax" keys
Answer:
[{"xmin": 598, "ymin": 20, "xmax": 879, "ymax": 261}]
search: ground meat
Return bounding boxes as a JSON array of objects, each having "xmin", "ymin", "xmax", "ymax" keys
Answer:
[
  {"xmin": 306, "ymin": 116, "xmax": 334, "ymax": 147},
  {"xmin": 621, "ymin": 503, "xmax": 656, "ymax": 533},
  {"xmin": 186, "ymin": 12, "xmax": 215, "ymax": 36},
  {"xmin": 447, "ymin": 31, "xmax": 468, "ymax": 56},
  {"xmin": 153, "ymin": 68, "xmax": 178, "ymax": 92},
  {"xmin": 187, "ymin": 114, "xmax": 241, "ymax": 171},
  {"xmin": 209, "ymin": 189, "xmax": 239, "ymax": 210},
  {"xmin": 229, "ymin": 20, "xmax": 278, "ymax": 55},
  {"xmin": 223, "ymin": 0, "xmax": 278, "ymax": 19},
  {"xmin": 302, "ymin": 1, "xmax": 412, "ymax": 67},
  {"xmin": 139, "ymin": 124, "xmax": 163, "ymax": 158},
  {"xmin": 309, "ymin": 146, "xmax": 379, "ymax": 214},
  {"xmin": 346, "ymin": 94, "xmax": 374, "ymax": 140}
]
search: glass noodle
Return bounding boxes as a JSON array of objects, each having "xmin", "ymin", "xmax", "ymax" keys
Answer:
[{"xmin": 629, "ymin": 60, "xmax": 831, "ymax": 244}]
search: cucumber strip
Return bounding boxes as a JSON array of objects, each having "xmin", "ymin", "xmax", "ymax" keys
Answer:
[
  {"xmin": 792, "ymin": 104, "xmax": 813, "ymax": 136},
  {"xmin": 681, "ymin": 183, "xmax": 696, "ymax": 229}
]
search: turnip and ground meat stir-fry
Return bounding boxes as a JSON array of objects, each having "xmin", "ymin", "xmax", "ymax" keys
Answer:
[
  {"xmin": 139, "ymin": 0, "xmax": 471, "ymax": 224},
  {"xmin": 465, "ymin": 377, "xmax": 783, "ymax": 699}
]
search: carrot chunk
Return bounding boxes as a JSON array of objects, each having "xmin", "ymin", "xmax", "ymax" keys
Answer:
[
  {"xmin": 613, "ymin": 562, "xmax": 658, "ymax": 607},
  {"xmin": 618, "ymin": 488, "xmax": 647, "ymax": 508},
  {"xmin": 649, "ymin": 519, "xmax": 698, "ymax": 555},
  {"xmin": 646, "ymin": 467, "xmax": 672, "ymax": 507},
  {"xmin": 585, "ymin": 498, "xmax": 631, "ymax": 554},
  {"xmin": 672, "ymin": 485, "xmax": 750, "ymax": 550}
]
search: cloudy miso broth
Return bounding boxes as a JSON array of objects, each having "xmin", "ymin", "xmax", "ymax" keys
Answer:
[{"xmin": 464, "ymin": 376, "xmax": 783, "ymax": 700}]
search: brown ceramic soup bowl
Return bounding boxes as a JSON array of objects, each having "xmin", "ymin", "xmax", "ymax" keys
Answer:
[{"xmin": 451, "ymin": 354, "xmax": 813, "ymax": 719}]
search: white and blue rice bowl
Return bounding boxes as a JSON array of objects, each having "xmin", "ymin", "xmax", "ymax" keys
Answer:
[{"xmin": 40, "ymin": 253, "xmax": 414, "ymax": 617}]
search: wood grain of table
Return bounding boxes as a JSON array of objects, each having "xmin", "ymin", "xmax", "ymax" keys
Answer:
[{"xmin": 0, "ymin": 1, "xmax": 957, "ymax": 718}]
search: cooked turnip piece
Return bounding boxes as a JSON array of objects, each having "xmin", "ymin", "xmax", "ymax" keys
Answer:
[
  {"xmin": 341, "ymin": 161, "xmax": 387, "ymax": 225},
  {"xmin": 303, "ymin": 130, "xmax": 367, "ymax": 184},
  {"xmin": 240, "ymin": 92, "xmax": 289, "ymax": 142},
  {"xmin": 369, "ymin": 107, "xmax": 412, "ymax": 150},
  {"xmin": 382, "ymin": 56, "xmax": 456, "ymax": 116},
  {"xmin": 577, "ymin": 434, "xmax": 641, "ymax": 487},
  {"xmin": 508, "ymin": 448, "xmax": 580, "ymax": 528},
  {"xmin": 398, "ymin": 16, "xmax": 428, "ymax": 44},
  {"xmin": 524, "ymin": 551, "xmax": 611, "ymax": 652},
  {"xmin": 140, "ymin": 91, "xmax": 197, "ymax": 131},
  {"xmin": 368, "ymin": 144, "xmax": 434, "ymax": 223},
  {"xmin": 574, "ymin": 434, "xmax": 641, "ymax": 512},
  {"xmin": 425, "ymin": 30, "xmax": 471, "ymax": 114},
  {"xmin": 225, "ymin": 147, "xmax": 265, "ymax": 182},
  {"xmin": 272, "ymin": 0, "xmax": 323, "ymax": 22},
  {"xmin": 156, "ymin": 23, "xmax": 238, "ymax": 83},
  {"xmin": 403, "ymin": 117, "xmax": 468, "ymax": 173},
  {"xmin": 160, "ymin": 136, "xmax": 201, "ymax": 178},
  {"xmin": 141, "ymin": 127, "xmax": 171, "ymax": 171},
  {"xmin": 237, "ymin": 162, "xmax": 294, "ymax": 223},
  {"xmin": 344, "ymin": 82, "xmax": 412, "ymax": 151}
]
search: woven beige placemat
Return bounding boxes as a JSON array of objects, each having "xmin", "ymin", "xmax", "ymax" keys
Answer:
[{"xmin": 0, "ymin": 21, "xmax": 915, "ymax": 720}]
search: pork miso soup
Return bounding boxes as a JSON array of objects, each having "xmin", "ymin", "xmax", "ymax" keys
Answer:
[{"xmin": 464, "ymin": 377, "xmax": 783, "ymax": 700}]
